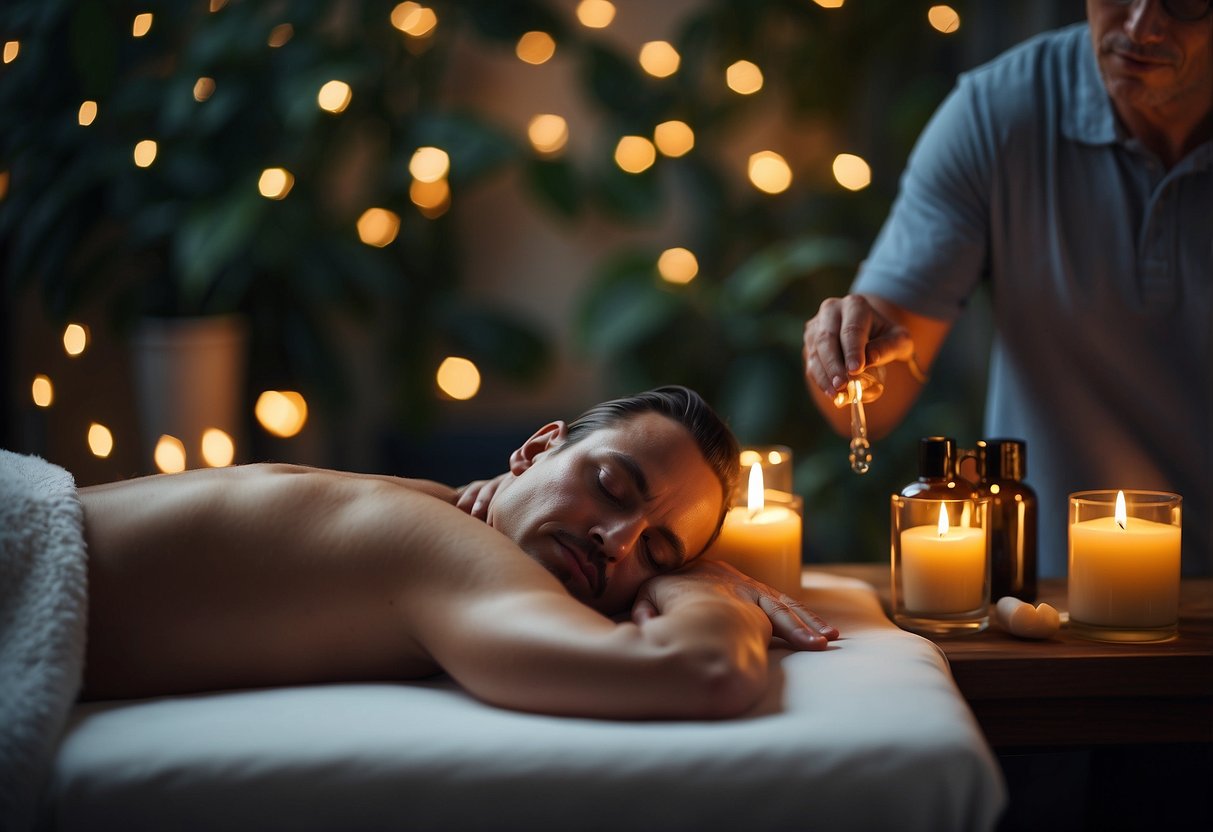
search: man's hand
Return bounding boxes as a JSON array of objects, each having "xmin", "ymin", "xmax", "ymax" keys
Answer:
[
  {"xmin": 803, "ymin": 294, "xmax": 914, "ymax": 401},
  {"xmin": 632, "ymin": 560, "xmax": 839, "ymax": 652},
  {"xmin": 455, "ymin": 473, "xmax": 510, "ymax": 520}
]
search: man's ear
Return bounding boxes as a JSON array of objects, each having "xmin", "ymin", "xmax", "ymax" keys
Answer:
[{"xmin": 509, "ymin": 421, "xmax": 568, "ymax": 475}]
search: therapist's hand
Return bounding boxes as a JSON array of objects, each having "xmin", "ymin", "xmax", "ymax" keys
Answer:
[
  {"xmin": 632, "ymin": 560, "xmax": 839, "ymax": 652},
  {"xmin": 803, "ymin": 294, "xmax": 915, "ymax": 400},
  {"xmin": 455, "ymin": 473, "xmax": 509, "ymax": 521}
]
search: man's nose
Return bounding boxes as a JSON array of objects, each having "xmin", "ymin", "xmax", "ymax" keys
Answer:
[
  {"xmin": 591, "ymin": 514, "xmax": 645, "ymax": 563},
  {"xmin": 1125, "ymin": 0, "xmax": 1167, "ymax": 42}
]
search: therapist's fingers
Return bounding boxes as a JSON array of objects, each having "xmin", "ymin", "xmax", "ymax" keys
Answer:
[
  {"xmin": 837, "ymin": 295, "xmax": 881, "ymax": 377},
  {"xmin": 455, "ymin": 474, "xmax": 508, "ymax": 520},
  {"xmin": 804, "ymin": 298, "xmax": 849, "ymax": 396}
]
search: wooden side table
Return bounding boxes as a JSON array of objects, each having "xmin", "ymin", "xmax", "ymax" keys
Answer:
[{"xmin": 814, "ymin": 563, "xmax": 1213, "ymax": 749}]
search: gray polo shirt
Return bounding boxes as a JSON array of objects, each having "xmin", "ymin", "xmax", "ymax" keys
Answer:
[{"xmin": 854, "ymin": 23, "xmax": 1212, "ymax": 577}]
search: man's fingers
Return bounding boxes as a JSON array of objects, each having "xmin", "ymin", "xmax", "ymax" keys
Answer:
[{"xmin": 757, "ymin": 593, "xmax": 835, "ymax": 651}]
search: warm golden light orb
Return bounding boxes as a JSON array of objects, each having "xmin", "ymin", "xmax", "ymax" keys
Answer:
[
  {"xmin": 210, "ymin": 0, "xmax": 229, "ymax": 11},
  {"xmin": 410, "ymin": 179, "xmax": 450, "ymax": 218},
  {"xmin": 409, "ymin": 146, "xmax": 450, "ymax": 183},
  {"xmin": 657, "ymin": 247, "xmax": 699, "ymax": 285},
  {"xmin": 390, "ymin": 2, "xmax": 437, "ymax": 37},
  {"xmin": 63, "ymin": 323, "xmax": 89, "ymax": 357},
  {"xmin": 614, "ymin": 135, "xmax": 656, "ymax": 173},
  {"xmin": 258, "ymin": 167, "xmax": 294, "ymax": 199},
  {"xmin": 928, "ymin": 5, "xmax": 960, "ymax": 34},
  {"xmin": 516, "ymin": 31, "xmax": 556, "ymax": 65},
  {"xmin": 317, "ymin": 80, "xmax": 352, "ymax": 113},
  {"xmin": 3, "ymin": 41, "xmax": 18, "ymax": 64},
  {"xmin": 132, "ymin": 13, "xmax": 153, "ymax": 38},
  {"xmin": 436, "ymin": 357, "xmax": 481, "ymax": 400},
  {"xmin": 527, "ymin": 114, "xmax": 569, "ymax": 155},
  {"xmin": 77, "ymin": 100, "xmax": 98, "ymax": 126},
  {"xmin": 638, "ymin": 41, "xmax": 680, "ymax": 78},
  {"xmin": 255, "ymin": 390, "xmax": 308, "ymax": 438},
  {"xmin": 201, "ymin": 428, "xmax": 235, "ymax": 467},
  {"xmin": 813, "ymin": 0, "xmax": 845, "ymax": 8},
  {"xmin": 88, "ymin": 423, "xmax": 114, "ymax": 458},
  {"xmin": 653, "ymin": 120, "xmax": 694, "ymax": 157},
  {"xmin": 739, "ymin": 449, "xmax": 762, "ymax": 468},
  {"xmin": 154, "ymin": 435, "xmax": 187, "ymax": 474},
  {"xmin": 748, "ymin": 151, "xmax": 793, "ymax": 194},
  {"xmin": 832, "ymin": 153, "xmax": 872, "ymax": 191},
  {"xmin": 391, "ymin": 2, "xmax": 420, "ymax": 29},
  {"xmin": 193, "ymin": 78, "xmax": 215, "ymax": 102},
  {"xmin": 576, "ymin": 0, "xmax": 616, "ymax": 28},
  {"xmin": 356, "ymin": 207, "xmax": 402, "ymax": 247},
  {"xmin": 726, "ymin": 60, "xmax": 764, "ymax": 95},
  {"xmin": 133, "ymin": 140, "xmax": 158, "ymax": 168},
  {"xmin": 267, "ymin": 23, "xmax": 294, "ymax": 47},
  {"xmin": 31, "ymin": 375, "xmax": 53, "ymax": 408}
]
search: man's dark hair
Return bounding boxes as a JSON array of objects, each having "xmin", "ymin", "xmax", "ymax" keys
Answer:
[{"xmin": 564, "ymin": 386, "xmax": 740, "ymax": 552}]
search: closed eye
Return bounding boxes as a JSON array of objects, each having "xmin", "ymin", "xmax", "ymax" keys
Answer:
[{"xmin": 597, "ymin": 469, "xmax": 624, "ymax": 506}]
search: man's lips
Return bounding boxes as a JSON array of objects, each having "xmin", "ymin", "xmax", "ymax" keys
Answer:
[{"xmin": 555, "ymin": 533, "xmax": 603, "ymax": 596}]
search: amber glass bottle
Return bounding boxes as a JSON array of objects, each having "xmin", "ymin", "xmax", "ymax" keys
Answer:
[
  {"xmin": 899, "ymin": 436, "xmax": 976, "ymax": 500},
  {"xmin": 974, "ymin": 438, "xmax": 1037, "ymax": 602}
]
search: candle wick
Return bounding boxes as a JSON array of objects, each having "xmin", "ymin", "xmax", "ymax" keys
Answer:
[{"xmin": 1117, "ymin": 518, "xmax": 1126, "ymax": 531}]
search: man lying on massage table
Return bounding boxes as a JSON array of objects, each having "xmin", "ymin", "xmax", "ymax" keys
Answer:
[{"xmin": 79, "ymin": 386, "xmax": 838, "ymax": 719}]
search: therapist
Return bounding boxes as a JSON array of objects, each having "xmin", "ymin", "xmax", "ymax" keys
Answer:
[{"xmin": 802, "ymin": 0, "xmax": 1212, "ymax": 577}]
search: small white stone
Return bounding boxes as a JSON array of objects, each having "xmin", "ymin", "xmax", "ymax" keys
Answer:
[{"xmin": 995, "ymin": 596, "xmax": 1060, "ymax": 639}]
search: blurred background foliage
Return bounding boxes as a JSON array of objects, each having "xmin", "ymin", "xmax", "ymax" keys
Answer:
[{"xmin": 0, "ymin": 0, "xmax": 1060, "ymax": 560}]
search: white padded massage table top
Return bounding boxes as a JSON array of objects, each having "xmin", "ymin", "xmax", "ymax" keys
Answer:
[{"xmin": 44, "ymin": 571, "xmax": 1006, "ymax": 831}]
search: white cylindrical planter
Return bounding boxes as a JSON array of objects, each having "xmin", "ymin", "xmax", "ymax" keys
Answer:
[{"xmin": 131, "ymin": 315, "xmax": 248, "ymax": 472}]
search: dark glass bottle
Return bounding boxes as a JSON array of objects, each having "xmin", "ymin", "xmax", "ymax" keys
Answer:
[
  {"xmin": 900, "ymin": 436, "xmax": 976, "ymax": 500},
  {"xmin": 975, "ymin": 438, "xmax": 1037, "ymax": 602}
]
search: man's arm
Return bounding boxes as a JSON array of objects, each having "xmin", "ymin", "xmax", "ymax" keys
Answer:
[{"xmin": 399, "ymin": 502, "xmax": 791, "ymax": 719}]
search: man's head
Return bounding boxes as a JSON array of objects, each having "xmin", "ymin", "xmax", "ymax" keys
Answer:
[
  {"xmin": 487, "ymin": 386, "xmax": 740, "ymax": 614},
  {"xmin": 1087, "ymin": 0, "xmax": 1213, "ymax": 139}
]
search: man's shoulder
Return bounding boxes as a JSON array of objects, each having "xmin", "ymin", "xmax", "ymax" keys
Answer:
[
  {"xmin": 948, "ymin": 23, "xmax": 1093, "ymax": 143},
  {"xmin": 964, "ymin": 22, "xmax": 1088, "ymax": 85}
]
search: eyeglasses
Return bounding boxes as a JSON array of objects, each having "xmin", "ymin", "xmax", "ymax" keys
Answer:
[{"xmin": 1105, "ymin": 0, "xmax": 1213, "ymax": 22}]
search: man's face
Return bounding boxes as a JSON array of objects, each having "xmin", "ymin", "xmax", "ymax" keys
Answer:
[
  {"xmin": 1087, "ymin": 0, "xmax": 1213, "ymax": 121},
  {"xmin": 487, "ymin": 412, "xmax": 725, "ymax": 615}
]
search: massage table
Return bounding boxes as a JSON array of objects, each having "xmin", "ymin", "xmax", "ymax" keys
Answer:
[{"xmin": 1, "ymin": 452, "xmax": 1005, "ymax": 831}]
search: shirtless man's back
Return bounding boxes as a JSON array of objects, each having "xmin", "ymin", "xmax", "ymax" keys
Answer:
[{"xmin": 78, "ymin": 398, "xmax": 836, "ymax": 719}]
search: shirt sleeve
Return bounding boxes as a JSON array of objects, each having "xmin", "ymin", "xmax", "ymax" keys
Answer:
[{"xmin": 853, "ymin": 74, "xmax": 995, "ymax": 322}]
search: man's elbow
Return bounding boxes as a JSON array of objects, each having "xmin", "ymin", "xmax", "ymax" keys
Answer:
[{"xmin": 678, "ymin": 645, "xmax": 767, "ymax": 719}]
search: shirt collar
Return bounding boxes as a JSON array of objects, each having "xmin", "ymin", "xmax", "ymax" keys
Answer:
[{"xmin": 1061, "ymin": 24, "xmax": 1120, "ymax": 146}]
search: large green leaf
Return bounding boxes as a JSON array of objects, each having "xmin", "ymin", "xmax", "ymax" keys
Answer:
[
  {"xmin": 525, "ymin": 157, "xmax": 581, "ymax": 219},
  {"xmin": 724, "ymin": 236, "xmax": 859, "ymax": 311},
  {"xmin": 441, "ymin": 303, "xmax": 552, "ymax": 383},
  {"xmin": 578, "ymin": 252, "xmax": 684, "ymax": 356},
  {"xmin": 410, "ymin": 112, "xmax": 520, "ymax": 186},
  {"xmin": 173, "ymin": 190, "xmax": 265, "ymax": 314}
]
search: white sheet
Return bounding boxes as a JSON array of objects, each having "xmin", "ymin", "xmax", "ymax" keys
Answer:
[{"xmin": 44, "ymin": 572, "xmax": 1006, "ymax": 831}]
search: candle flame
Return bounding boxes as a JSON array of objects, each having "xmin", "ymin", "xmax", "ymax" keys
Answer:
[
  {"xmin": 1115, "ymin": 489, "xmax": 1127, "ymax": 530},
  {"xmin": 747, "ymin": 462, "xmax": 765, "ymax": 513},
  {"xmin": 937, "ymin": 503, "xmax": 949, "ymax": 537}
]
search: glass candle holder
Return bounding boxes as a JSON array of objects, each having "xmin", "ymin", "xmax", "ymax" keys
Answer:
[
  {"xmin": 736, "ymin": 446, "xmax": 793, "ymax": 501},
  {"xmin": 1068, "ymin": 490, "xmax": 1181, "ymax": 643},
  {"xmin": 892, "ymin": 495, "xmax": 991, "ymax": 635},
  {"xmin": 709, "ymin": 457, "xmax": 803, "ymax": 597}
]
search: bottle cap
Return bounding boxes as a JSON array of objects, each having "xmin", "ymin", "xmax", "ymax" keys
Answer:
[
  {"xmin": 977, "ymin": 438, "xmax": 1026, "ymax": 480},
  {"xmin": 918, "ymin": 436, "xmax": 956, "ymax": 479}
]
